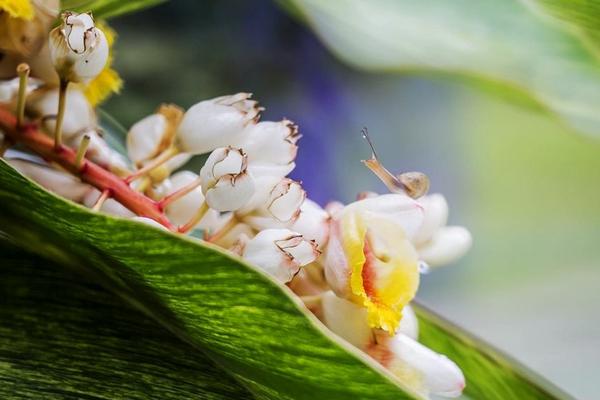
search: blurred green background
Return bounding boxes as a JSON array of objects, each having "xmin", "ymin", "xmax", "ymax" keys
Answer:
[{"xmin": 104, "ymin": 1, "xmax": 600, "ymax": 398}]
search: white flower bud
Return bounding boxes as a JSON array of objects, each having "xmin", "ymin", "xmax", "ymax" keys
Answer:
[
  {"xmin": 127, "ymin": 104, "xmax": 183, "ymax": 166},
  {"xmin": 27, "ymin": 86, "xmax": 95, "ymax": 141},
  {"xmin": 377, "ymin": 334, "xmax": 465, "ymax": 398},
  {"xmin": 177, "ymin": 93, "xmax": 261, "ymax": 155},
  {"xmin": 154, "ymin": 171, "xmax": 218, "ymax": 228},
  {"xmin": 245, "ymin": 198, "xmax": 330, "ymax": 250},
  {"xmin": 418, "ymin": 226, "xmax": 472, "ymax": 267},
  {"xmin": 242, "ymin": 228, "xmax": 319, "ymax": 283},
  {"xmin": 49, "ymin": 12, "xmax": 109, "ymax": 82},
  {"xmin": 199, "ymin": 147, "xmax": 255, "ymax": 211},
  {"xmin": 237, "ymin": 163, "xmax": 295, "ymax": 213},
  {"xmin": 240, "ymin": 178, "xmax": 305, "ymax": 226},
  {"xmin": 67, "ymin": 130, "xmax": 130, "ymax": 173},
  {"xmin": 265, "ymin": 178, "xmax": 305, "ymax": 222},
  {"xmin": 83, "ymin": 189, "xmax": 135, "ymax": 217},
  {"xmin": 7, "ymin": 158, "xmax": 90, "ymax": 202},
  {"xmin": 127, "ymin": 114, "xmax": 168, "ymax": 165},
  {"xmin": 0, "ymin": 77, "xmax": 41, "ymax": 104},
  {"xmin": 235, "ymin": 119, "xmax": 299, "ymax": 165}
]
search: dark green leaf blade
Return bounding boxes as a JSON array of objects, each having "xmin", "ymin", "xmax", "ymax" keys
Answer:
[{"xmin": 0, "ymin": 240, "xmax": 252, "ymax": 400}]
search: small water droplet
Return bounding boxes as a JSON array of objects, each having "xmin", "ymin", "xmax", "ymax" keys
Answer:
[{"xmin": 419, "ymin": 261, "xmax": 430, "ymax": 274}]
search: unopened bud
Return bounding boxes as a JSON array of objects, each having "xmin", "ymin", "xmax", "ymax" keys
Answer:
[
  {"xmin": 235, "ymin": 119, "xmax": 299, "ymax": 165},
  {"xmin": 199, "ymin": 147, "xmax": 255, "ymax": 211},
  {"xmin": 49, "ymin": 12, "xmax": 109, "ymax": 82},
  {"xmin": 177, "ymin": 93, "xmax": 261, "ymax": 155}
]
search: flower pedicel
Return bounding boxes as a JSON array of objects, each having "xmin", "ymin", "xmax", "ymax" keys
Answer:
[{"xmin": 0, "ymin": 8, "xmax": 472, "ymax": 399}]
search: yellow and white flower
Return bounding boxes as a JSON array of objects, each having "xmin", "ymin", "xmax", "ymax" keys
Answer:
[{"xmin": 324, "ymin": 194, "xmax": 423, "ymax": 333}]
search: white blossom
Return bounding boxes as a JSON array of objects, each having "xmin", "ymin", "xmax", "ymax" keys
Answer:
[
  {"xmin": 177, "ymin": 93, "xmax": 261, "ymax": 155},
  {"xmin": 242, "ymin": 228, "xmax": 319, "ymax": 283},
  {"xmin": 27, "ymin": 86, "xmax": 95, "ymax": 141},
  {"xmin": 199, "ymin": 147, "xmax": 255, "ymax": 211},
  {"xmin": 83, "ymin": 189, "xmax": 135, "ymax": 217},
  {"xmin": 49, "ymin": 12, "xmax": 109, "ymax": 82},
  {"xmin": 154, "ymin": 171, "xmax": 218, "ymax": 228}
]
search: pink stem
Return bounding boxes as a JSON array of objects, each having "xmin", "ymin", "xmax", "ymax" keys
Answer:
[{"xmin": 0, "ymin": 105, "xmax": 175, "ymax": 230}]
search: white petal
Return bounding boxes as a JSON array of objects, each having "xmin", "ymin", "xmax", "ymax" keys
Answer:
[
  {"xmin": 347, "ymin": 193, "xmax": 424, "ymax": 239},
  {"xmin": 199, "ymin": 147, "xmax": 247, "ymax": 190},
  {"xmin": 205, "ymin": 172, "xmax": 255, "ymax": 212},
  {"xmin": 176, "ymin": 93, "xmax": 260, "ymax": 155},
  {"xmin": 7, "ymin": 158, "xmax": 91, "ymax": 202},
  {"xmin": 267, "ymin": 179, "xmax": 305, "ymax": 222},
  {"xmin": 235, "ymin": 120, "xmax": 299, "ymax": 165},
  {"xmin": 127, "ymin": 113, "xmax": 168, "ymax": 165},
  {"xmin": 387, "ymin": 334, "xmax": 465, "ymax": 398},
  {"xmin": 242, "ymin": 228, "xmax": 318, "ymax": 283},
  {"xmin": 83, "ymin": 189, "xmax": 135, "ymax": 217},
  {"xmin": 323, "ymin": 219, "xmax": 351, "ymax": 298},
  {"xmin": 0, "ymin": 77, "xmax": 42, "ymax": 104},
  {"xmin": 289, "ymin": 199, "xmax": 330, "ymax": 249},
  {"xmin": 398, "ymin": 304, "xmax": 419, "ymax": 340},
  {"xmin": 28, "ymin": 87, "xmax": 95, "ymax": 140},
  {"xmin": 418, "ymin": 226, "xmax": 472, "ymax": 267},
  {"xmin": 159, "ymin": 171, "xmax": 206, "ymax": 226},
  {"xmin": 321, "ymin": 291, "xmax": 372, "ymax": 348},
  {"xmin": 237, "ymin": 163, "xmax": 295, "ymax": 213},
  {"xmin": 413, "ymin": 194, "xmax": 449, "ymax": 245},
  {"xmin": 213, "ymin": 148, "xmax": 245, "ymax": 177},
  {"xmin": 71, "ymin": 29, "xmax": 109, "ymax": 81}
]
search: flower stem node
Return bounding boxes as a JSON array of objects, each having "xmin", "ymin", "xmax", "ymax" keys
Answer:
[
  {"xmin": 49, "ymin": 12, "xmax": 109, "ymax": 83},
  {"xmin": 199, "ymin": 146, "xmax": 255, "ymax": 212},
  {"xmin": 242, "ymin": 228, "xmax": 320, "ymax": 283},
  {"xmin": 177, "ymin": 93, "xmax": 261, "ymax": 155}
]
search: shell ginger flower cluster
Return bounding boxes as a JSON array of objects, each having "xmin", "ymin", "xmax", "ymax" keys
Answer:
[{"xmin": 0, "ymin": 8, "xmax": 472, "ymax": 400}]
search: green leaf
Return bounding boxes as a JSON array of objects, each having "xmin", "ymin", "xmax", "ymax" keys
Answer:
[
  {"xmin": 0, "ymin": 160, "xmax": 572, "ymax": 399},
  {"xmin": 0, "ymin": 240, "xmax": 252, "ymax": 399},
  {"xmin": 0, "ymin": 160, "xmax": 418, "ymax": 400},
  {"xmin": 280, "ymin": 0, "xmax": 600, "ymax": 137},
  {"xmin": 61, "ymin": 0, "xmax": 167, "ymax": 19}
]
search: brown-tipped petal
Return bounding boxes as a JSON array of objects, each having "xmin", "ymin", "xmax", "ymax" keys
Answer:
[{"xmin": 243, "ymin": 229, "xmax": 319, "ymax": 283}]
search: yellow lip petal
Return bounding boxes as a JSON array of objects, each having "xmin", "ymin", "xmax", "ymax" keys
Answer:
[{"xmin": 341, "ymin": 209, "xmax": 419, "ymax": 334}]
